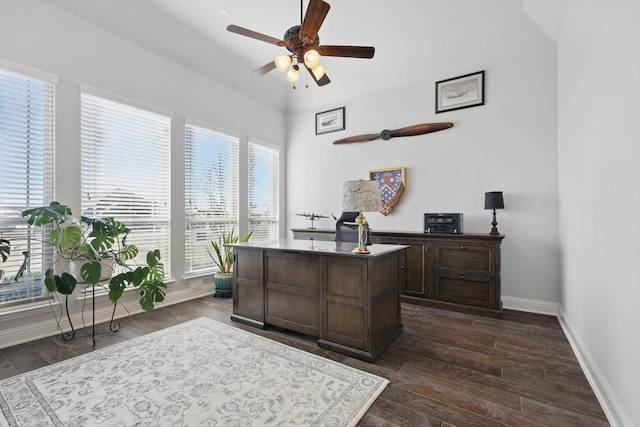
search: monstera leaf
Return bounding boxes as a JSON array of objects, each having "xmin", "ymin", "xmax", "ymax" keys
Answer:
[{"xmin": 0, "ymin": 238, "xmax": 10, "ymax": 263}]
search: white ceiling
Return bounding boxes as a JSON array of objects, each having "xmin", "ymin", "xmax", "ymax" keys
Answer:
[{"xmin": 45, "ymin": 0, "xmax": 562, "ymax": 112}]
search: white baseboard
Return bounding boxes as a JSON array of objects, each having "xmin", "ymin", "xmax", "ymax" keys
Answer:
[
  {"xmin": 501, "ymin": 295, "xmax": 560, "ymax": 316},
  {"xmin": 500, "ymin": 297, "xmax": 630, "ymax": 426},
  {"xmin": 558, "ymin": 310, "xmax": 632, "ymax": 427},
  {"xmin": 0, "ymin": 285, "xmax": 216, "ymax": 349}
]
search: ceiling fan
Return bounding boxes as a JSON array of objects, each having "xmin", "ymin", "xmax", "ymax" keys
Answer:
[
  {"xmin": 226, "ymin": 0, "xmax": 375, "ymax": 88},
  {"xmin": 333, "ymin": 123, "xmax": 454, "ymax": 145}
]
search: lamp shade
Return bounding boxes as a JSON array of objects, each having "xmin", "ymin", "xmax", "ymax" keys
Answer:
[
  {"xmin": 311, "ymin": 64, "xmax": 327, "ymax": 80},
  {"xmin": 342, "ymin": 180, "xmax": 382, "ymax": 213},
  {"xmin": 274, "ymin": 55, "xmax": 292, "ymax": 72},
  {"xmin": 484, "ymin": 191, "xmax": 504, "ymax": 210},
  {"xmin": 303, "ymin": 49, "xmax": 321, "ymax": 68},
  {"xmin": 285, "ymin": 66, "xmax": 299, "ymax": 84}
]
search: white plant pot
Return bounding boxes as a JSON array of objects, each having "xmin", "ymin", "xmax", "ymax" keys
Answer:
[{"xmin": 70, "ymin": 257, "xmax": 115, "ymax": 283}]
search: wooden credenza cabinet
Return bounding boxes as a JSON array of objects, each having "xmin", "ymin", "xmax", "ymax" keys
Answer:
[
  {"xmin": 230, "ymin": 239, "xmax": 407, "ymax": 361},
  {"xmin": 291, "ymin": 229, "xmax": 504, "ymax": 317}
]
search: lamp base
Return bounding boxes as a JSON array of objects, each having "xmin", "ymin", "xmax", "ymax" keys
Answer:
[
  {"xmin": 489, "ymin": 209, "xmax": 500, "ymax": 235},
  {"xmin": 352, "ymin": 246, "xmax": 370, "ymax": 254},
  {"xmin": 352, "ymin": 213, "xmax": 370, "ymax": 254}
]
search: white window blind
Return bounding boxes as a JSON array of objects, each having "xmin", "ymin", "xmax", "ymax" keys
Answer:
[
  {"xmin": 80, "ymin": 90, "xmax": 171, "ymax": 278},
  {"xmin": 248, "ymin": 139, "xmax": 279, "ymax": 242},
  {"xmin": 185, "ymin": 121, "xmax": 239, "ymax": 274},
  {"xmin": 0, "ymin": 62, "xmax": 56, "ymax": 304}
]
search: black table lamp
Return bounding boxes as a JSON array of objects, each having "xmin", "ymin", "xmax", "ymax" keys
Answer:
[{"xmin": 484, "ymin": 191, "xmax": 504, "ymax": 235}]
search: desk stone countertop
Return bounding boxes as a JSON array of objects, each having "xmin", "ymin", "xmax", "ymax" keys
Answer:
[{"xmin": 229, "ymin": 238, "xmax": 407, "ymax": 257}]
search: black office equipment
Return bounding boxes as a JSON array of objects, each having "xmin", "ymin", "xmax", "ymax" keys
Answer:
[{"xmin": 424, "ymin": 213, "xmax": 463, "ymax": 234}]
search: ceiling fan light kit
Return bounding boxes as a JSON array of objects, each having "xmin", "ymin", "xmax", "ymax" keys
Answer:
[
  {"xmin": 285, "ymin": 65, "xmax": 300, "ymax": 84},
  {"xmin": 303, "ymin": 49, "xmax": 321, "ymax": 68},
  {"xmin": 274, "ymin": 55, "xmax": 292, "ymax": 72},
  {"xmin": 311, "ymin": 64, "xmax": 326, "ymax": 80},
  {"xmin": 226, "ymin": 0, "xmax": 375, "ymax": 88}
]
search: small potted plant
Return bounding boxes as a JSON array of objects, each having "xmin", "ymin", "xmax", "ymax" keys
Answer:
[{"xmin": 208, "ymin": 227, "xmax": 252, "ymax": 297}]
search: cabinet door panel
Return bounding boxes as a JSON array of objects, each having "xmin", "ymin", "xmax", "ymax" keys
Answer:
[
  {"xmin": 325, "ymin": 257, "xmax": 365, "ymax": 299},
  {"xmin": 264, "ymin": 251, "xmax": 321, "ymax": 335},
  {"xmin": 372, "ymin": 236, "xmax": 426, "ymax": 296},
  {"xmin": 266, "ymin": 251, "xmax": 320, "ymax": 290},
  {"xmin": 434, "ymin": 273, "xmax": 495, "ymax": 308},
  {"xmin": 436, "ymin": 244, "xmax": 492, "ymax": 274},
  {"xmin": 324, "ymin": 296, "xmax": 366, "ymax": 349},
  {"xmin": 233, "ymin": 250, "xmax": 264, "ymax": 322},
  {"xmin": 266, "ymin": 285, "xmax": 320, "ymax": 335}
]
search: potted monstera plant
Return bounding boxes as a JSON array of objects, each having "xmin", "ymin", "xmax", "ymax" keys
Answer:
[
  {"xmin": 208, "ymin": 227, "xmax": 252, "ymax": 297},
  {"xmin": 21, "ymin": 202, "xmax": 167, "ymax": 337},
  {"xmin": 0, "ymin": 238, "xmax": 9, "ymax": 282}
]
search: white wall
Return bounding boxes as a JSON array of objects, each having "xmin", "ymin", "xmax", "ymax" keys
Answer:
[
  {"xmin": 0, "ymin": 0, "xmax": 286, "ymax": 345},
  {"xmin": 287, "ymin": 7, "xmax": 560, "ymax": 309},
  {"xmin": 558, "ymin": 1, "xmax": 640, "ymax": 425}
]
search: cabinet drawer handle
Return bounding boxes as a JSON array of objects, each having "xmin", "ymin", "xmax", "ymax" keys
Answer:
[
  {"xmin": 460, "ymin": 275, "xmax": 464, "ymax": 279},
  {"xmin": 460, "ymin": 245, "xmax": 464, "ymax": 249}
]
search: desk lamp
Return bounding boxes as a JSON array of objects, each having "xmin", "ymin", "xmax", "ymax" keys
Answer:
[
  {"xmin": 341, "ymin": 180, "xmax": 382, "ymax": 254},
  {"xmin": 484, "ymin": 191, "xmax": 504, "ymax": 235}
]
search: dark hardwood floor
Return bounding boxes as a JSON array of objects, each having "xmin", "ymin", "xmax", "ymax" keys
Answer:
[{"xmin": 0, "ymin": 297, "xmax": 609, "ymax": 426}]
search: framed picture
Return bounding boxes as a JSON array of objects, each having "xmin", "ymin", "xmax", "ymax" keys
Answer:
[
  {"xmin": 435, "ymin": 70, "xmax": 485, "ymax": 113},
  {"xmin": 315, "ymin": 107, "xmax": 345, "ymax": 135},
  {"xmin": 369, "ymin": 167, "xmax": 407, "ymax": 216}
]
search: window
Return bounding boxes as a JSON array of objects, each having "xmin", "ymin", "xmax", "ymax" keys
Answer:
[
  {"xmin": 248, "ymin": 139, "xmax": 279, "ymax": 241},
  {"xmin": 0, "ymin": 61, "xmax": 56, "ymax": 305},
  {"xmin": 80, "ymin": 88, "xmax": 171, "ymax": 278},
  {"xmin": 185, "ymin": 121, "xmax": 239, "ymax": 275}
]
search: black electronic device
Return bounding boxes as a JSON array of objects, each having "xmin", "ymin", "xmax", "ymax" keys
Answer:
[{"xmin": 424, "ymin": 213, "xmax": 463, "ymax": 234}]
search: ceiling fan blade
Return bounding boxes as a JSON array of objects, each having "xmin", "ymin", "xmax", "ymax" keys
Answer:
[
  {"xmin": 304, "ymin": 65, "xmax": 331, "ymax": 86},
  {"xmin": 389, "ymin": 123, "xmax": 454, "ymax": 138},
  {"xmin": 226, "ymin": 24, "xmax": 284, "ymax": 46},
  {"xmin": 333, "ymin": 134, "xmax": 381, "ymax": 145},
  {"xmin": 299, "ymin": 0, "xmax": 330, "ymax": 44},
  {"xmin": 252, "ymin": 61, "xmax": 277, "ymax": 76},
  {"xmin": 317, "ymin": 45, "xmax": 375, "ymax": 59}
]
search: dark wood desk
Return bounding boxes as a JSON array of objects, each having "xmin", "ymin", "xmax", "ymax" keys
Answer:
[
  {"xmin": 229, "ymin": 239, "xmax": 407, "ymax": 362},
  {"xmin": 291, "ymin": 229, "xmax": 504, "ymax": 317}
]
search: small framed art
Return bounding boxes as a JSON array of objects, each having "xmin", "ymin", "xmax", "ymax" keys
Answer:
[
  {"xmin": 435, "ymin": 70, "xmax": 485, "ymax": 113},
  {"xmin": 315, "ymin": 107, "xmax": 345, "ymax": 135}
]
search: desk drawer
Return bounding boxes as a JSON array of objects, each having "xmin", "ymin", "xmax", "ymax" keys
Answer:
[
  {"xmin": 433, "ymin": 243, "xmax": 493, "ymax": 274},
  {"xmin": 434, "ymin": 273, "xmax": 496, "ymax": 308}
]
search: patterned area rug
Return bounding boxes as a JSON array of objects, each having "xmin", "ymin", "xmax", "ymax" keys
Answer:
[{"xmin": 0, "ymin": 317, "xmax": 388, "ymax": 426}]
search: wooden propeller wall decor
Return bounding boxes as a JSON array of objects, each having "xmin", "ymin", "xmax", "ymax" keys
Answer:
[
  {"xmin": 333, "ymin": 123, "xmax": 454, "ymax": 145},
  {"xmin": 226, "ymin": 0, "xmax": 375, "ymax": 88}
]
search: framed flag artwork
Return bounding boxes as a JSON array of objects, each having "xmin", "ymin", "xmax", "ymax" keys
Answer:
[{"xmin": 369, "ymin": 167, "xmax": 407, "ymax": 216}]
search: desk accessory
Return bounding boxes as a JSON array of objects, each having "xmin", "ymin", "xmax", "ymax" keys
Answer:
[{"xmin": 296, "ymin": 212, "xmax": 328, "ymax": 229}]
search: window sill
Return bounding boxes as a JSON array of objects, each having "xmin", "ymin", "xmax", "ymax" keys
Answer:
[{"xmin": 182, "ymin": 271, "xmax": 215, "ymax": 281}]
